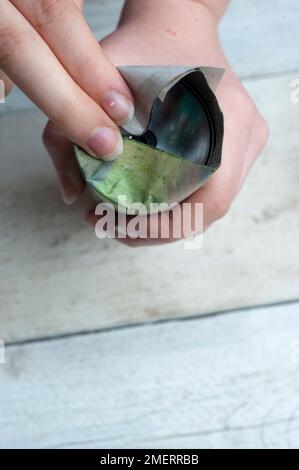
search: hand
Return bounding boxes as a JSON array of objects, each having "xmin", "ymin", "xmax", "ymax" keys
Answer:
[
  {"xmin": 44, "ymin": 0, "xmax": 269, "ymax": 245},
  {"xmin": 0, "ymin": 0, "xmax": 134, "ymax": 160}
]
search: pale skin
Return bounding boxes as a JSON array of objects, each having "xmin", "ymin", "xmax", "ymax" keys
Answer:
[
  {"xmin": 0, "ymin": 0, "xmax": 134, "ymax": 159},
  {"xmin": 1, "ymin": 0, "xmax": 269, "ymax": 247}
]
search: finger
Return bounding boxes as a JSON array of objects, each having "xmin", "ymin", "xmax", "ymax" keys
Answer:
[
  {"xmin": 240, "ymin": 113, "xmax": 269, "ymax": 183},
  {"xmin": 43, "ymin": 120, "xmax": 85, "ymax": 205},
  {"xmin": 86, "ymin": 127, "xmax": 268, "ymax": 246},
  {"xmin": 85, "ymin": 142, "xmax": 240, "ymax": 246},
  {"xmin": 10, "ymin": 0, "xmax": 134, "ymax": 125},
  {"xmin": 86, "ymin": 171, "xmax": 237, "ymax": 247},
  {"xmin": 183, "ymin": 145, "xmax": 242, "ymax": 230},
  {"xmin": 0, "ymin": 0, "xmax": 123, "ymax": 160},
  {"xmin": 0, "ymin": 69, "xmax": 13, "ymax": 98},
  {"xmin": 85, "ymin": 204, "xmax": 193, "ymax": 248},
  {"xmin": 85, "ymin": 208, "xmax": 164, "ymax": 248},
  {"xmin": 85, "ymin": 145, "xmax": 240, "ymax": 246}
]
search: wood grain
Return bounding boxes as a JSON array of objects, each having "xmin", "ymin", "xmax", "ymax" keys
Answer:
[
  {"xmin": 1, "ymin": 302, "xmax": 299, "ymax": 449},
  {"xmin": 0, "ymin": 74, "xmax": 298, "ymax": 343},
  {"xmin": 0, "ymin": 0, "xmax": 298, "ymax": 450},
  {"xmin": 1, "ymin": 0, "xmax": 298, "ymax": 115}
]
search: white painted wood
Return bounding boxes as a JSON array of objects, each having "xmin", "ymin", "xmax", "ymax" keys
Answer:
[
  {"xmin": 220, "ymin": 0, "xmax": 299, "ymax": 78},
  {"xmin": 85, "ymin": 0, "xmax": 299, "ymax": 78},
  {"xmin": 1, "ymin": 0, "xmax": 298, "ymax": 115},
  {"xmin": 0, "ymin": 1, "xmax": 297, "ymax": 450},
  {"xmin": 0, "ymin": 302, "xmax": 299, "ymax": 449},
  {"xmin": 86, "ymin": 0, "xmax": 299, "ymax": 78},
  {"xmin": 0, "ymin": 74, "xmax": 298, "ymax": 343},
  {"xmin": 84, "ymin": 0, "xmax": 124, "ymax": 39}
]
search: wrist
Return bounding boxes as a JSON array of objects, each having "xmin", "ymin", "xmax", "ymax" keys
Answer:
[
  {"xmin": 192, "ymin": 0, "xmax": 230, "ymax": 21},
  {"xmin": 119, "ymin": 0, "xmax": 218, "ymax": 34},
  {"xmin": 113, "ymin": 0, "xmax": 230, "ymax": 71},
  {"xmin": 121, "ymin": 0, "xmax": 227, "ymax": 25}
]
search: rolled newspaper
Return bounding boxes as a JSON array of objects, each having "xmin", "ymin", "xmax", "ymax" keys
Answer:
[{"xmin": 75, "ymin": 66, "xmax": 224, "ymax": 213}]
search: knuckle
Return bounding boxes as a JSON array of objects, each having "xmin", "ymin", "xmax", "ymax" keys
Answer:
[
  {"xmin": 32, "ymin": 0, "xmax": 70, "ymax": 29},
  {"xmin": 0, "ymin": 27, "xmax": 25, "ymax": 69},
  {"xmin": 42, "ymin": 120, "xmax": 66, "ymax": 149},
  {"xmin": 51, "ymin": 98, "xmax": 75, "ymax": 128},
  {"xmin": 3, "ymin": 80, "xmax": 13, "ymax": 97},
  {"xmin": 225, "ymin": 80, "xmax": 255, "ymax": 126},
  {"xmin": 250, "ymin": 113, "xmax": 270, "ymax": 160},
  {"xmin": 74, "ymin": 0, "xmax": 84, "ymax": 11},
  {"xmin": 257, "ymin": 115, "xmax": 270, "ymax": 149},
  {"xmin": 42, "ymin": 122, "xmax": 68, "ymax": 172},
  {"xmin": 235, "ymin": 91, "xmax": 255, "ymax": 126},
  {"xmin": 213, "ymin": 192, "xmax": 233, "ymax": 220},
  {"xmin": 0, "ymin": 71, "xmax": 13, "ymax": 97},
  {"xmin": 42, "ymin": 121, "xmax": 57, "ymax": 147},
  {"xmin": 227, "ymin": 82, "xmax": 270, "ymax": 156},
  {"xmin": 73, "ymin": 55, "xmax": 99, "ymax": 83}
]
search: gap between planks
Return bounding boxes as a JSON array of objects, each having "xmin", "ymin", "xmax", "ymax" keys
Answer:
[
  {"xmin": 1, "ymin": 301, "xmax": 299, "ymax": 449},
  {"xmin": 4, "ymin": 297, "xmax": 299, "ymax": 349}
]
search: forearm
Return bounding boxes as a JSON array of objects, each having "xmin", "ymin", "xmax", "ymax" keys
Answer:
[{"xmin": 117, "ymin": 0, "xmax": 229, "ymax": 69}]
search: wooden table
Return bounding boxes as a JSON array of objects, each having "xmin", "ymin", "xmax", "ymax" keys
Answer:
[{"xmin": 0, "ymin": 0, "xmax": 298, "ymax": 449}]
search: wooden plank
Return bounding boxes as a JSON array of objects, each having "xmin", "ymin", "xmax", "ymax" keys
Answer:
[
  {"xmin": 0, "ymin": 74, "xmax": 298, "ymax": 343},
  {"xmin": 84, "ymin": 0, "xmax": 124, "ymax": 39},
  {"xmin": 86, "ymin": 0, "xmax": 299, "ymax": 78},
  {"xmin": 0, "ymin": 302, "xmax": 299, "ymax": 448},
  {"xmin": 219, "ymin": 0, "xmax": 299, "ymax": 78},
  {"xmin": 1, "ymin": 0, "xmax": 298, "ymax": 115}
]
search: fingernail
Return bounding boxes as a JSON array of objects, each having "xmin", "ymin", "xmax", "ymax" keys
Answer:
[
  {"xmin": 101, "ymin": 89, "xmax": 134, "ymax": 126},
  {"xmin": 57, "ymin": 172, "xmax": 80, "ymax": 205},
  {"xmin": 87, "ymin": 127, "xmax": 123, "ymax": 160}
]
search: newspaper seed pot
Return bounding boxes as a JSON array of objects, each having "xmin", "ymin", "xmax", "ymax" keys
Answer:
[{"xmin": 75, "ymin": 66, "xmax": 224, "ymax": 214}]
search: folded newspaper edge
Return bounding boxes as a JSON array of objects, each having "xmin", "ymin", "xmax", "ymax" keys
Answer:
[{"xmin": 75, "ymin": 65, "xmax": 225, "ymax": 213}]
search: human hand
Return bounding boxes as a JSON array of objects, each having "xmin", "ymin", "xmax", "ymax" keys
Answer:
[
  {"xmin": 0, "ymin": 0, "xmax": 134, "ymax": 160},
  {"xmin": 44, "ymin": 0, "xmax": 269, "ymax": 245}
]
